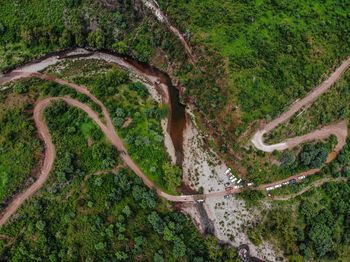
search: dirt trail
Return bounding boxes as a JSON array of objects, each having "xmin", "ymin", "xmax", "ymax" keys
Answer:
[
  {"xmin": 272, "ymin": 177, "xmax": 348, "ymax": 201},
  {"xmin": 252, "ymin": 57, "xmax": 350, "ymax": 156},
  {"xmin": 141, "ymin": 0, "xmax": 196, "ymax": 63}
]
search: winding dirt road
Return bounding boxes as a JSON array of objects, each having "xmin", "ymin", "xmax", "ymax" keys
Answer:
[
  {"xmin": 0, "ymin": 73, "xmax": 197, "ymax": 226},
  {"xmin": 252, "ymin": 56, "xmax": 350, "ymax": 154}
]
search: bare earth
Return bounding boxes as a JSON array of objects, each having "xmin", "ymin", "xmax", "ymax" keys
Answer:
[{"xmin": 182, "ymin": 118, "xmax": 283, "ymax": 260}]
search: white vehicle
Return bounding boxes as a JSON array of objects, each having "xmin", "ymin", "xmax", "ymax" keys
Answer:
[
  {"xmin": 282, "ymin": 181, "xmax": 289, "ymax": 185},
  {"xmin": 266, "ymin": 187, "xmax": 274, "ymax": 191},
  {"xmin": 225, "ymin": 168, "xmax": 232, "ymax": 175},
  {"xmin": 230, "ymin": 177, "xmax": 237, "ymax": 182},
  {"xmin": 196, "ymin": 199, "xmax": 204, "ymax": 203},
  {"xmin": 298, "ymin": 175, "xmax": 306, "ymax": 180},
  {"xmin": 247, "ymin": 182, "xmax": 254, "ymax": 187},
  {"xmin": 274, "ymin": 184, "xmax": 282, "ymax": 189},
  {"xmin": 237, "ymin": 179, "xmax": 242, "ymax": 184}
]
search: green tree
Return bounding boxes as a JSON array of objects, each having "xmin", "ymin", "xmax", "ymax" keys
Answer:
[
  {"xmin": 59, "ymin": 29, "xmax": 73, "ymax": 48},
  {"xmin": 95, "ymin": 28, "xmax": 106, "ymax": 49},
  {"xmin": 115, "ymin": 251, "xmax": 128, "ymax": 261},
  {"xmin": 162, "ymin": 163, "xmax": 181, "ymax": 190},
  {"xmin": 172, "ymin": 237, "xmax": 186, "ymax": 258},
  {"xmin": 112, "ymin": 41, "xmax": 129, "ymax": 54}
]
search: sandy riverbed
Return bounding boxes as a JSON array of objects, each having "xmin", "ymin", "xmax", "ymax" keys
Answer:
[{"xmin": 181, "ymin": 116, "xmax": 284, "ymax": 261}]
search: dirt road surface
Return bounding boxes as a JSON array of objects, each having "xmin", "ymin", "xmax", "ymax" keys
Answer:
[{"xmin": 252, "ymin": 56, "xmax": 350, "ymax": 154}]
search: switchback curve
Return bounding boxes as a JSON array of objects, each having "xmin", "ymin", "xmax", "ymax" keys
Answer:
[{"xmin": 252, "ymin": 57, "xmax": 350, "ymax": 154}]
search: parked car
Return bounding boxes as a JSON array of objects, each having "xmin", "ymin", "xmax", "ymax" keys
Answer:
[
  {"xmin": 282, "ymin": 181, "xmax": 289, "ymax": 185},
  {"xmin": 298, "ymin": 175, "xmax": 306, "ymax": 180},
  {"xmin": 224, "ymin": 195, "xmax": 230, "ymax": 200},
  {"xmin": 230, "ymin": 176, "xmax": 237, "ymax": 182},
  {"xmin": 237, "ymin": 179, "xmax": 242, "ymax": 184},
  {"xmin": 274, "ymin": 184, "xmax": 282, "ymax": 189},
  {"xmin": 289, "ymin": 179, "xmax": 297, "ymax": 184},
  {"xmin": 247, "ymin": 182, "xmax": 254, "ymax": 187},
  {"xmin": 266, "ymin": 187, "xmax": 274, "ymax": 191}
]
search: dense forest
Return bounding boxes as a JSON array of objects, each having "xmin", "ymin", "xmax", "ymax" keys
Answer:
[{"xmin": 250, "ymin": 181, "xmax": 350, "ymax": 261}]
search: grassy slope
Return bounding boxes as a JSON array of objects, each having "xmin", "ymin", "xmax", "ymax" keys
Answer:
[{"xmin": 160, "ymin": 0, "xmax": 350, "ymax": 123}]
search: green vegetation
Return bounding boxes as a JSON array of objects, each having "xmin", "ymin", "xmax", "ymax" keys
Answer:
[
  {"xmin": 0, "ymin": 100, "xmax": 238, "ymax": 261},
  {"xmin": 237, "ymin": 189, "xmax": 265, "ymax": 207},
  {"xmin": 250, "ymin": 138, "xmax": 350, "ymax": 259},
  {"xmin": 160, "ymin": 0, "xmax": 350, "ymax": 121},
  {"xmin": 0, "ymin": 98, "xmax": 41, "ymax": 203},
  {"xmin": 1, "ymin": 0, "xmax": 350, "ymax": 260}
]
